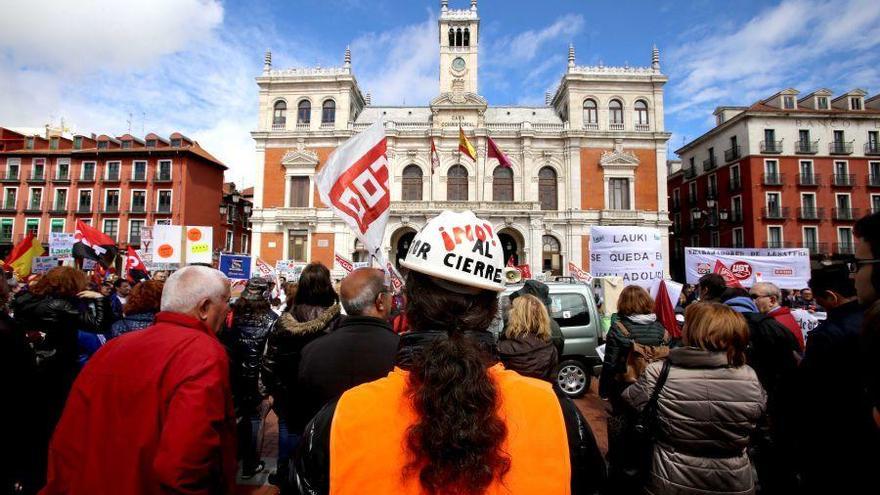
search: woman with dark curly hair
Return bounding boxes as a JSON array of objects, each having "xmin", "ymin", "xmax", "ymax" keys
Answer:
[
  {"xmin": 12, "ymin": 265, "xmax": 110, "ymax": 491},
  {"xmin": 110, "ymin": 280, "xmax": 164, "ymax": 338},
  {"xmin": 293, "ymin": 211, "xmax": 605, "ymax": 495}
]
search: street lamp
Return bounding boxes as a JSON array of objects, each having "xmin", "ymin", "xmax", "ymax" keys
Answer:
[
  {"xmin": 219, "ymin": 204, "xmax": 228, "ymax": 216},
  {"xmin": 243, "ymin": 204, "xmax": 252, "ymax": 215},
  {"xmin": 231, "ymin": 191, "xmax": 241, "ymax": 203}
]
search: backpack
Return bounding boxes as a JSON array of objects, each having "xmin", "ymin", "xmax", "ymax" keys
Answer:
[{"xmin": 615, "ymin": 321, "xmax": 670, "ymax": 384}]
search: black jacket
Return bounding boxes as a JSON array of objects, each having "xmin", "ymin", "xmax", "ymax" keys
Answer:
[
  {"xmin": 262, "ymin": 303, "xmax": 341, "ymax": 430},
  {"xmin": 497, "ymin": 333, "xmax": 558, "ymax": 381},
  {"xmin": 598, "ymin": 314, "xmax": 667, "ymax": 401},
  {"xmin": 224, "ymin": 308, "xmax": 276, "ymax": 414},
  {"xmin": 297, "ymin": 315, "xmax": 399, "ymax": 425},
  {"xmin": 740, "ymin": 311, "xmax": 799, "ymax": 409},
  {"xmin": 293, "ymin": 331, "xmax": 606, "ymax": 494}
]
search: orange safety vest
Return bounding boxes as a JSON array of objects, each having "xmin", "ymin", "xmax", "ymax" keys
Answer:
[{"xmin": 329, "ymin": 364, "xmax": 571, "ymax": 495}]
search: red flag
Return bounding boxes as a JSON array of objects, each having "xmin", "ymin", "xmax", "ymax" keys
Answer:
[
  {"xmin": 507, "ymin": 255, "xmax": 515, "ymax": 267},
  {"xmin": 516, "ymin": 264, "xmax": 532, "ymax": 279},
  {"xmin": 430, "ymin": 138, "xmax": 440, "ymax": 175},
  {"xmin": 653, "ymin": 280, "xmax": 681, "ymax": 338},
  {"xmin": 125, "ymin": 246, "xmax": 149, "ymax": 282},
  {"xmin": 713, "ymin": 260, "xmax": 744, "ymax": 288},
  {"xmin": 74, "ymin": 220, "xmax": 118, "ymax": 267},
  {"xmin": 487, "ymin": 136, "xmax": 512, "ymax": 168}
]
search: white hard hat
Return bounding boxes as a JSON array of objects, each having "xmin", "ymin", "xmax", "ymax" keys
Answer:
[{"xmin": 400, "ymin": 210, "xmax": 504, "ymax": 292}]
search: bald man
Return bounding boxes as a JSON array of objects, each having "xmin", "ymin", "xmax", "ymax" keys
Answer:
[{"xmin": 295, "ymin": 268, "xmax": 399, "ymax": 433}]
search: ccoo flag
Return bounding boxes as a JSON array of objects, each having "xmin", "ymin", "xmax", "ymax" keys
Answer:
[{"xmin": 458, "ymin": 127, "xmax": 477, "ymax": 161}]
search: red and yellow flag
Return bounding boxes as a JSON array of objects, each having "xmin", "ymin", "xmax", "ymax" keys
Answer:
[
  {"xmin": 458, "ymin": 127, "xmax": 477, "ymax": 161},
  {"xmin": 4, "ymin": 233, "xmax": 45, "ymax": 278}
]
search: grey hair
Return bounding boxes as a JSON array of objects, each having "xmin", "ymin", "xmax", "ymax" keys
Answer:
[
  {"xmin": 340, "ymin": 270, "xmax": 386, "ymax": 316},
  {"xmin": 160, "ymin": 266, "xmax": 229, "ymax": 313},
  {"xmin": 752, "ymin": 281, "xmax": 781, "ymax": 300}
]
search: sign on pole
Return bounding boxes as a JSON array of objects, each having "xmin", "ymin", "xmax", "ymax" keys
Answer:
[
  {"xmin": 684, "ymin": 247, "xmax": 811, "ymax": 289},
  {"xmin": 589, "ymin": 226, "xmax": 664, "ymax": 289}
]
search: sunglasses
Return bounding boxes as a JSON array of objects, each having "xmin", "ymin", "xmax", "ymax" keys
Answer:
[{"xmin": 846, "ymin": 259, "xmax": 880, "ymax": 274}]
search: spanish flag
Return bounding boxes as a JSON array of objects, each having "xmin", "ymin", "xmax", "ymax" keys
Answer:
[
  {"xmin": 458, "ymin": 127, "xmax": 477, "ymax": 161},
  {"xmin": 4, "ymin": 233, "xmax": 45, "ymax": 278}
]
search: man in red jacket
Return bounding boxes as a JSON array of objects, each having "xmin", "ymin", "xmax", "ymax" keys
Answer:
[
  {"xmin": 41, "ymin": 265, "xmax": 236, "ymax": 495},
  {"xmin": 750, "ymin": 281, "xmax": 805, "ymax": 351}
]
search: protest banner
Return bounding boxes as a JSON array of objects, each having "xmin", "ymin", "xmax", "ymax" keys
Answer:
[
  {"xmin": 568, "ymin": 262, "xmax": 592, "ymax": 283},
  {"xmin": 82, "ymin": 258, "xmax": 96, "ymax": 271},
  {"xmin": 219, "ymin": 254, "xmax": 251, "ymax": 280},
  {"xmin": 49, "ymin": 233, "xmax": 76, "ymax": 258},
  {"xmin": 140, "ymin": 227, "xmax": 153, "ymax": 265},
  {"xmin": 32, "ymin": 256, "xmax": 59, "ymax": 274},
  {"xmin": 184, "ymin": 226, "xmax": 213, "ymax": 264},
  {"xmin": 684, "ymin": 247, "xmax": 811, "ymax": 289},
  {"xmin": 352, "ymin": 261, "xmax": 369, "ymax": 269},
  {"xmin": 335, "ymin": 253, "xmax": 354, "ymax": 274},
  {"xmin": 589, "ymin": 226, "xmax": 664, "ymax": 289},
  {"xmin": 315, "ymin": 119, "xmax": 390, "ymax": 265},
  {"xmin": 151, "ymin": 225, "xmax": 182, "ymax": 264},
  {"xmin": 275, "ymin": 260, "xmax": 306, "ymax": 283},
  {"xmin": 255, "ymin": 258, "xmax": 275, "ymax": 279}
]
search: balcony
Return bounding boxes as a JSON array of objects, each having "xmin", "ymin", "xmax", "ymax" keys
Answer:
[
  {"xmin": 802, "ymin": 242, "xmax": 828, "ymax": 255},
  {"xmin": 866, "ymin": 143, "xmax": 880, "ymax": 155},
  {"xmin": 27, "ymin": 176, "xmax": 46, "ymax": 184},
  {"xmin": 49, "ymin": 205, "xmax": 67, "ymax": 215},
  {"xmin": 835, "ymin": 242, "xmax": 855, "ymax": 255},
  {"xmin": 24, "ymin": 203, "xmax": 42, "ymax": 214},
  {"xmin": 763, "ymin": 173, "xmax": 784, "ymax": 186},
  {"xmin": 795, "ymin": 140, "xmax": 819, "ymax": 154},
  {"xmin": 829, "ymin": 141, "xmax": 853, "ymax": 155},
  {"xmin": 832, "ymin": 173, "xmax": 856, "ymax": 187},
  {"xmin": 761, "ymin": 140, "xmax": 783, "ymax": 154},
  {"xmin": 0, "ymin": 203, "xmax": 16, "ymax": 213},
  {"xmin": 797, "ymin": 207, "xmax": 825, "ymax": 220},
  {"xmin": 76, "ymin": 205, "xmax": 92, "ymax": 214},
  {"xmin": 102, "ymin": 174, "xmax": 121, "ymax": 184},
  {"xmin": 0, "ymin": 233, "xmax": 11, "ymax": 244},
  {"xmin": 763, "ymin": 241, "xmax": 795, "ymax": 249},
  {"xmin": 155, "ymin": 206, "xmax": 172, "ymax": 214},
  {"xmin": 797, "ymin": 173, "xmax": 820, "ymax": 186},
  {"xmin": 78, "ymin": 175, "xmax": 96, "ymax": 184},
  {"xmin": 154, "ymin": 175, "xmax": 172, "ymax": 183},
  {"xmin": 762, "ymin": 206, "xmax": 790, "ymax": 219},
  {"xmin": 702, "ymin": 156, "xmax": 717, "ymax": 171},
  {"xmin": 295, "ymin": 122, "xmax": 310, "ymax": 131},
  {"xmin": 634, "ymin": 123, "xmax": 650, "ymax": 131},
  {"xmin": 272, "ymin": 119, "xmax": 286, "ymax": 131},
  {"xmin": 129, "ymin": 205, "xmax": 148, "ymax": 215},
  {"xmin": 833, "ymin": 207, "xmax": 859, "ymax": 221},
  {"xmin": 0, "ymin": 176, "xmax": 20, "ymax": 183},
  {"xmin": 683, "ymin": 167, "xmax": 697, "ymax": 180},
  {"xmin": 583, "ymin": 122, "xmax": 599, "ymax": 130},
  {"xmin": 609, "ymin": 122, "xmax": 624, "ymax": 131},
  {"xmin": 52, "ymin": 176, "xmax": 71, "ymax": 184},
  {"xmin": 102, "ymin": 206, "xmax": 120, "ymax": 214},
  {"xmin": 869, "ymin": 175, "xmax": 880, "ymax": 187},
  {"xmin": 724, "ymin": 146, "xmax": 741, "ymax": 162},
  {"xmin": 728, "ymin": 176, "xmax": 742, "ymax": 193}
]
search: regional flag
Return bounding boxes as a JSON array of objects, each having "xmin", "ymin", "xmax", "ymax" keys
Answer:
[
  {"xmin": 4, "ymin": 233, "xmax": 45, "ymax": 278},
  {"xmin": 458, "ymin": 127, "xmax": 477, "ymax": 161},
  {"xmin": 125, "ymin": 246, "xmax": 150, "ymax": 283},
  {"xmin": 74, "ymin": 220, "xmax": 118, "ymax": 267},
  {"xmin": 487, "ymin": 136, "xmax": 512, "ymax": 168},
  {"xmin": 430, "ymin": 138, "xmax": 440, "ymax": 174}
]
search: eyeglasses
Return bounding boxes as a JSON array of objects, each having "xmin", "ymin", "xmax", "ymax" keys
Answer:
[
  {"xmin": 749, "ymin": 293, "xmax": 769, "ymax": 300},
  {"xmin": 846, "ymin": 259, "xmax": 880, "ymax": 274}
]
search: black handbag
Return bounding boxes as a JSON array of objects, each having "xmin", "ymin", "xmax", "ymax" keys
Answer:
[{"xmin": 607, "ymin": 360, "xmax": 672, "ymax": 493}]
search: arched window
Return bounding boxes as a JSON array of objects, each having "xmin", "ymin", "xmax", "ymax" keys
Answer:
[
  {"xmin": 634, "ymin": 100, "xmax": 649, "ymax": 126},
  {"xmin": 583, "ymin": 99, "xmax": 597, "ymax": 124},
  {"xmin": 456, "ymin": 28, "xmax": 462, "ymax": 47},
  {"xmin": 321, "ymin": 100, "xmax": 336, "ymax": 124},
  {"xmin": 297, "ymin": 100, "xmax": 311, "ymax": 124},
  {"xmin": 447, "ymin": 164, "xmax": 468, "ymax": 201},
  {"xmin": 273, "ymin": 101, "xmax": 286, "ymax": 128},
  {"xmin": 463, "ymin": 28, "xmax": 470, "ymax": 47},
  {"xmin": 449, "ymin": 28, "xmax": 455, "ymax": 47},
  {"xmin": 542, "ymin": 235, "xmax": 562, "ymax": 276},
  {"xmin": 609, "ymin": 99, "xmax": 624, "ymax": 125},
  {"xmin": 492, "ymin": 166, "xmax": 513, "ymax": 201},
  {"xmin": 539, "ymin": 167, "xmax": 558, "ymax": 210},
  {"xmin": 353, "ymin": 239, "xmax": 368, "ymax": 263},
  {"xmin": 402, "ymin": 164, "xmax": 423, "ymax": 201}
]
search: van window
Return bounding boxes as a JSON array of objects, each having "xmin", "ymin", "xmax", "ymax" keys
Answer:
[{"xmin": 550, "ymin": 293, "xmax": 590, "ymax": 326}]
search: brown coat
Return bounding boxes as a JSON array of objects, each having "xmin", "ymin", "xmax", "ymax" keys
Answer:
[{"xmin": 497, "ymin": 334, "xmax": 558, "ymax": 381}]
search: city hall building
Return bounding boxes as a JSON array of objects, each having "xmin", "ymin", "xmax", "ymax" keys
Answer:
[{"xmin": 250, "ymin": 0, "xmax": 671, "ymax": 277}]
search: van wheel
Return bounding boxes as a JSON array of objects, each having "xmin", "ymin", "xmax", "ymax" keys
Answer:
[{"xmin": 556, "ymin": 359, "xmax": 591, "ymax": 398}]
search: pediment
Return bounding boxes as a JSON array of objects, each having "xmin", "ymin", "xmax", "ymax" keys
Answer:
[
  {"xmin": 281, "ymin": 148, "xmax": 319, "ymax": 168},
  {"xmin": 430, "ymin": 91, "xmax": 488, "ymax": 109},
  {"xmin": 600, "ymin": 140, "xmax": 640, "ymax": 169}
]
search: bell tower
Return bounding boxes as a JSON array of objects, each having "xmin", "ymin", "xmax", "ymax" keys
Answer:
[{"xmin": 439, "ymin": 0, "xmax": 479, "ymax": 96}]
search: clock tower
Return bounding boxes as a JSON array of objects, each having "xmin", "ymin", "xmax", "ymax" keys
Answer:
[{"xmin": 439, "ymin": 0, "xmax": 479, "ymax": 96}]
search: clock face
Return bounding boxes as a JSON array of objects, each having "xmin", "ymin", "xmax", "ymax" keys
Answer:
[{"xmin": 451, "ymin": 57, "xmax": 466, "ymax": 71}]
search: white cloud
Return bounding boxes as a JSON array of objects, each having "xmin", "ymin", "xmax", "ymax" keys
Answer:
[{"xmin": 488, "ymin": 14, "xmax": 584, "ymax": 67}]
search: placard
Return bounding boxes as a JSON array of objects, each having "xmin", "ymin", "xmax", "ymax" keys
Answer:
[
  {"xmin": 151, "ymin": 225, "xmax": 182, "ymax": 264},
  {"xmin": 219, "ymin": 254, "xmax": 251, "ymax": 280},
  {"xmin": 32, "ymin": 256, "xmax": 60, "ymax": 274},
  {"xmin": 589, "ymin": 226, "xmax": 664, "ymax": 289},
  {"xmin": 185, "ymin": 226, "xmax": 213, "ymax": 264},
  {"xmin": 275, "ymin": 260, "xmax": 306, "ymax": 283},
  {"xmin": 49, "ymin": 233, "xmax": 76, "ymax": 257},
  {"xmin": 684, "ymin": 247, "xmax": 811, "ymax": 289}
]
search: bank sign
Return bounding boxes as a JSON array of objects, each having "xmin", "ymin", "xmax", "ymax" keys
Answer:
[
  {"xmin": 684, "ymin": 247, "xmax": 811, "ymax": 289},
  {"xmin": 589, "ymin": 226, "xmax": 664, "ymax": 289}
]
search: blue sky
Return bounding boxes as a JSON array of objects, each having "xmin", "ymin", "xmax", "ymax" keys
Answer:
[{"xmin": 1, "ymin": 0, "xmax": 878, "ymax": 186}]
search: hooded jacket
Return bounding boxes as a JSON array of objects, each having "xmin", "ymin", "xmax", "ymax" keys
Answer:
[
  {"xmin": 598, "ymin": 313, "xmax": 667, "ymax": 402},
  {"xmin": 622, "ymin": 347, "xmax": 767, "ymax": 495},
  {"xmin": 262, "ymin": 303, "xmax": 341, "ymax": 430},
  {"xmin": 497, "ymin": 333, "xmax": 558, "ymax": 381}
]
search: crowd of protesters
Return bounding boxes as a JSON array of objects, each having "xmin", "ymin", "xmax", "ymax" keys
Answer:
[{"xmin": 0, "ymin": 209, "xmax": 878, "ymax": 495}]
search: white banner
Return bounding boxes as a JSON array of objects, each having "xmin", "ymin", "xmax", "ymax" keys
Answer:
[
  {"xmin": 49, "ymin": 233, "xmax": 76, "ymax": 257},
  {"xmin": 185, "ymin": 226, "xmax": 213, "ymax": 264},
  {"xmin": 151, "ymin": 225, "xmax": 182, "ymax": 264},
  {"xmin": 589, "ymin": 226, "xmax": 664, "ymax": 289},
  {"xmin": 315, "ymin": 119, "xmax": 389, "ymax": 265},
  {"xmin": 684, "ymin": 247, "xmax": 811, "ymax": 289}
]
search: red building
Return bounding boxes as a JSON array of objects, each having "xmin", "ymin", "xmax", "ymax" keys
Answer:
[
  {"xmin": 0, "ymin": 127, "xmax": 228, "ymax": 258},
  {"xmin": 669, "ymin": 88, "xmax": 880, "ymax": 280},
  {"xmin": 219, "ymin": 182, "xmax": 253, "ymax": 254}
]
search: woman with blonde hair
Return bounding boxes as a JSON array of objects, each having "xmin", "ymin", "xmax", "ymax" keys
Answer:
[
  {"xmin": 622, "ymin": 303, "xmax": 766, "ymax": 495},
  {"xmin": 497, "ymin": 294, "xmax": 558, "ymax": 381}
]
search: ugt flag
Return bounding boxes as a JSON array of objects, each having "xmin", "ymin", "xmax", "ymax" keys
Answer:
[
  {"xmin": 316, "ymin": 119, "xmax": 389, "ymax": 263},
  {"xmin": 74, "ymin": 220, "xmax": 117, "ymax": 267}
]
